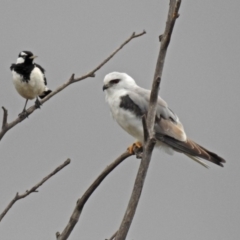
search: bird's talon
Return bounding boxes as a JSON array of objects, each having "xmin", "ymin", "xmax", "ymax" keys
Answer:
[
  {"xmin": 35, "ymin": 99, "xmax": 42, "ymax": 109},
  {"xmin": 127, "ymin": 142, "xmax": 143, "ymax": 154},
  {"xmin": 127, "ymin": 145, "xmax": 134, "ymax": 154},
  {"xmin": 18, "ymin": 110, "xmax": 29, "ymax": 119},
  {"xmin": 135, "ymin": 142, "xmax": 142, "ymax": 149}
]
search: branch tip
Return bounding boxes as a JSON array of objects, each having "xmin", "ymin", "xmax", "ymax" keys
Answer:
[
  {"xmin": 69, "ymin": 74, "xmax": 75, "ymax": 82},
  {"xmin": 73, "ymin": 31, "xmax": 145, "ymax": 83},
  {"xmin": 1, "ymin": 106, "xmax": 8, "ymax": 129},
  {"xmin": 65, "ymin": 158, "xmax": 71, "ymax": 164},
  {"xmin": 133, "ymin": 30, "xmax": 146, "ymax": 38},
  {"xmin": 0, "ymin": 159, "xmax": 70, "ymax": 222}
]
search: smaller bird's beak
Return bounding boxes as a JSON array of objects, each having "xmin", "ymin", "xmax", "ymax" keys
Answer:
[
  {"xmin": 102, "ymin": 85, "xmax": 108, "ymax": 91},
  {"xmin": 29, "ymin": 55, "xmax": 38, "ymax": 59}
]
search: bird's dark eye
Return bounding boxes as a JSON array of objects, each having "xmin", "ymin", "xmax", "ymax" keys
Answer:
[{"xmin": 110, "ymin": 79, "xmax": 120, "ymax": 84}]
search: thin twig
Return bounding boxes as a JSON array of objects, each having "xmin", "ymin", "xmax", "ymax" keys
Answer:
[
  {"xmin": 1, "ymin": 106, "xmax": 8, "ymax": 129},
  {"xmin": 115, "ymin": 1, "xmax": 182, "ymax": 240},
  {"xmin": 0, "ymin": 159, "xmax": 71, "ymax": 222},
  {"xmin": 56, "ymin": 151, "xmax": 133, "ymax": 240},
  {"xmin": 73, "ymin": 31, "xmax": 146, "ymax": 82},
  {"xmin": 0, "ymin": 31, "xmax": 146, "ymax": 142},
  {"xmin": 106, "ymin": 231, "xmax": 118, "ymax": 240}
]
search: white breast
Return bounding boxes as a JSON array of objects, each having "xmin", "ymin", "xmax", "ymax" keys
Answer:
[
  {"xmin": 12, "ymin": 67, "xmax": 46, "ymax": 100},
  {"xmin": 106, "ymin": 91, "xmax": 144, "ymax": 143}
]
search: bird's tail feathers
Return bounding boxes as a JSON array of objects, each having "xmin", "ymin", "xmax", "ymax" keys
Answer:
[
  {"xmin": 184, "ymin": 153, "xmax": 209, "ymax": 168},
  {"xmin": 156, "ymin": 134, "xmax": 226, "ymax": 167},
  {"xmin": 39, "ymin": 89, "xmax": 52, "ymax": 99}
]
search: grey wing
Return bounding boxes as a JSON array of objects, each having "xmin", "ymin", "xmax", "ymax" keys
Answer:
[
  {"xmin": 132, "ymin": 87, "xmax": 225, "ymax": 167},
  {"xmin": 134, "ymin": 86, "xmax": 179, "ymax": 122},
  {"xmin": 133, "ymin": 86, "xmax": 186, "ymax": 141},
  {"xmin": 127, "ymin": 89, "xmax": 149, "ymax": 115}
]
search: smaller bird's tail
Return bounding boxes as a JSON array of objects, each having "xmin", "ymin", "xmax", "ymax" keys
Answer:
[
  {"xmin": 156, "ymin": 134, "xmax": 226, "ymax": 167},
  {"xmin": 39, "ymin": 89, "xmax": 52, "ymax": 99}
]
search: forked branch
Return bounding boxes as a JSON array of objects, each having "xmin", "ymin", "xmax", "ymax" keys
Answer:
[
  {"xmin": 56, "ymin": 151, "xmax": 133, "ymax": 240},
  {"xmin": 106, "ymin": 231, "xmax": 118, "ymax": 240},
  {"xmin": 115, "ymin": 1, "xmax": 182, "ymax": 240}
]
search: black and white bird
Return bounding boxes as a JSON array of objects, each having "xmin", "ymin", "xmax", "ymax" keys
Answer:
[
  {"xmin": 10, "ymin": 51, "xmax": 52, "ymax": 117},
  {"xmin": 103, "ymin": 72, "xmax": 226, "ymax": 168}
]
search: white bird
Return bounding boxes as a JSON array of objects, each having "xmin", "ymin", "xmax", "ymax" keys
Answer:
[
  {"xmin": 103, "ymin": 72, "xmax": 226, "ymax": 168},
  {"xmin": 10, "ymin": 51, "xmax": 52, "ymax": 117}
]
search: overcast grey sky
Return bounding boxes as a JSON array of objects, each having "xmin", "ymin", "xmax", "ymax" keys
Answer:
[{"xmin": 0, "ymin": 0, "xmax": 240, "ymax": 239}]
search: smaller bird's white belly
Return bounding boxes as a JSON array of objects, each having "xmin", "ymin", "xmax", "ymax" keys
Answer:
[{"xmin": 12, "ymin": 68, "xmax": 45, "ymax": 100}]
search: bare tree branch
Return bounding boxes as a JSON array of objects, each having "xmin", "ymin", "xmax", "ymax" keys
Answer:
[
  {"xmin": 115, "ymin": 1, "xmax": 182, "ymax": 240},
  {"xmin": 56, "ymin": 151, "xmax": 133, "ymax": 240},
  {"xmin": 0, "ymin": 158, "xmax": 71, "ymax": 222},
  {"xmin": 72, "ymin": 31, "xmax": 146, "ymax": 83},
  {"xmin": 142, "ymin": 114, "xmax": 149, "ymax": 143},
  {"xmin": 0, "ymin": 31, "xmax": 146, "ymax": 142}
]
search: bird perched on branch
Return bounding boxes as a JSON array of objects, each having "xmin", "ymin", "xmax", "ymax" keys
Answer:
[
  {"xmin": 10, "ymin": 51, "xmax": 52, "ymax": 117},
  {"xmin": 103, "ymin": 72, "xmax": 226, "ymax": 168}
]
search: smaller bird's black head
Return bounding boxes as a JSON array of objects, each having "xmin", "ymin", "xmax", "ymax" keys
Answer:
[{"xmin": 16, "ymin": 51, "xmax": 37, "ymax": 65}]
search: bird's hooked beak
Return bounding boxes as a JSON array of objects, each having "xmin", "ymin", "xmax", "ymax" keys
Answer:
[
  {"xmin": 102, "ymin": 84, "xmax": 109, "ymax": 91},
  {"xmin": 29, "ymin": 55, "xmax": 38, "ymax": 59}
]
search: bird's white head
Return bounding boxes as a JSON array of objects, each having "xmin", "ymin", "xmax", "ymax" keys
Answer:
[
  {"xmin": 103, "ymin": 72, "xmax": 137, "ymax": 96},
  {"xmin": 16, "ymin": 51, "xmax": 37, "ymax": 65}
]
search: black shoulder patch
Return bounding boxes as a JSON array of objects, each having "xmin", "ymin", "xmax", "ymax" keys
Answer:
[
  {"xmin": 119, "ymin": 95, "xmax": 144, "ymax": 118},
  {"xmin": 10, "ymin": 64, "xmax": 16, "ymax": 70},
  {"xmin": 10, "ymin": 63, "xmax": 34, "ymax": 83},
  {"xmin": 35, "ymin": 63, "xmax": 47, "ymax": 85},
  {"xmin": 35, "ymin": 63, "xmax": 45, "ymax": 74}
]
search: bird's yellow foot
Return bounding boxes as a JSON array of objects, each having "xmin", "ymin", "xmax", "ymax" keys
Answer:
[{"xmin": 127, "ymin": 141, "xmax": 143, "ymax": 154}]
